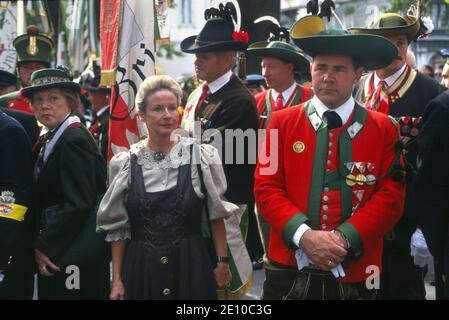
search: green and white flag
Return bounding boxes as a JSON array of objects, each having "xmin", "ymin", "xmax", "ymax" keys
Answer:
[
  {"xmin": 0, "ymin": 1, "xmax": 18, "ymax": 73},
  {"xmin": 63, "ymin": 0, "xmax": 99, "ymax": 77}
]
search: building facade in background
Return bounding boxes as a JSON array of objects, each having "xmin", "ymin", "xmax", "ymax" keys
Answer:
[{"xmin": 281, "ymin": 0, "xmax": 449, "ymax": 68}]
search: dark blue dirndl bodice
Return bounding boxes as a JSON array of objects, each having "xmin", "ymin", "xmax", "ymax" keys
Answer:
[{"xmin": 122, "ymin": 153, "xmax": 216, "ymax": 300}]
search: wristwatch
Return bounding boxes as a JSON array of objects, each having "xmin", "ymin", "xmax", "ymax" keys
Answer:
[{"xmin": 216, "ymin": 256, "xmax": 229, "ymax": 263}]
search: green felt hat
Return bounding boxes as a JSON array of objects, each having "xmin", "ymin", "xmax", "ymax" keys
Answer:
[
  {"xmin": 13, "ymin": 25, "xmax": 54, "ymax": 67},
  {"xmin": 349, "ymin": 13, "xmax": 420, "ymax": 43},
  {"xmin": 290, "ymin": 16, "xmax": 398, "ymax": 70},
  {"xmin": 247, "ymin": 41, "xmax": 310, "ymax": 72},
  {"xmin": 21, "ymin": 67, "xmax": 80, "ymax": 98}
]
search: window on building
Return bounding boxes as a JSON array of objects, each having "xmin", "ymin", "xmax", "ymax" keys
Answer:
[{"xmin": 180, "ymin": 0, "xmax": 193, "ymax": 25}]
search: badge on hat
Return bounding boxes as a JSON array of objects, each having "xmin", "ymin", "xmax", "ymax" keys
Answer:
[{"xmin": 26, "ymin": 25, "xmax": 39, "ymax": 56}]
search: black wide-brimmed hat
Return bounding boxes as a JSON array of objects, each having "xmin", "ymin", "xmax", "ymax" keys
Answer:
[
  {"xmin": 13, "ymin": 25, "xmax": 54, "ymax": 67},
  {"xmin": 21, "ymin": 66, "xmax": 80, "ymax": 98},
  {"xmin": 0, "ymin": 70, "xmax": 17, "ymax": 87},
  {"xmin": 247, "ymin": 41, "xmax": 310, "ymax": 72},
  {"xmin": 80, "ymin": 62, "xmax": 111, "ymax": 93},
  {"xmin": 349, "ymin": 13, "xmax": 420, "ymax": 43},
  {"xmin": 181, "ymin": 18, "xmax": 248, "ymax": 54},
  {"xmin": 291, "ymin": 16, "xmax": 398, "ymax": 70}
]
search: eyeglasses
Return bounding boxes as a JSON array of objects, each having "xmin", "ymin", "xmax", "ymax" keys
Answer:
[{"xmin": 148, "ymin": 105, "xmax": 179, "ymax": 115}]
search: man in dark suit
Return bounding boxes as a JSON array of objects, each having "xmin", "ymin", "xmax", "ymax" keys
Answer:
[
  {"xmin": 81, "ymin": 61, "xmax": 111, "ymax": 164},
  {"xmin": 180, "ymin": 15, "xmax": 258, "ymax": 298},
  {"xmin": 0, "ymin": 108, "xmax": 39, "ymax": 146},
  {"xmin": 0, "ymin": 110, "xmax": 34, "ymax": 299},
  {"xmin": 351, "ymin": 12, "xmax": 446, "ymax": 299},
  {"xmin": 0, "ymin": 70, "xmax": 38, "ymax": 145},
  {"xmin": 412, "ymin": 90, "xmax": 449, "ymax": 299}
]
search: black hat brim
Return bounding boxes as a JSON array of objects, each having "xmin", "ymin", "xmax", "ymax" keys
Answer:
[
  {"xmin": 16, "ymin": 59, "xmax": 50, "ymax": 68},
  {"xmin": 292, "ymin": 34, "xmax": 398, "ymax": 70},
  {"xmin": 21, "ymin": 82, "xmax": 81, "ymax": 98},
  {"xmin": 81, "ymin": 85, "xmax": 111, "ymax": 93},
  {"xmin": 181, "ymin": 35, "xmax": 248, "ymax": 53}
]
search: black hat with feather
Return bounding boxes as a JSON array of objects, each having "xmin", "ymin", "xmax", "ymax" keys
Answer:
[{"xmin": 181, "ymin": 2, "xmax": 248, "ymax": 54}]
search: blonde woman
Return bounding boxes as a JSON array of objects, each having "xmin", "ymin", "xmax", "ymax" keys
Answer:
[{"xmin": 97, "ymin": 75, "xmax": 235, "ymax": 300}]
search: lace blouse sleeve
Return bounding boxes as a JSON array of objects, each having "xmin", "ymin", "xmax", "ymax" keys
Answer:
[
  {"xmin": 96, "ymin": 151, "xmax": 131, "ymax": 241},
  {"xmin": 192, "ymin": 143, "xmax": 239, "ymax": 220}
]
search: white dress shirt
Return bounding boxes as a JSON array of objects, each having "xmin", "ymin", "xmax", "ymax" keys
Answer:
[
  {"xmin": 271, "ymin": 82, "xmax": 297, "ymax": 106},
  {"xmin": 207, "ymin": 70, "xmax": 233, "ymax": 94},
  {"xmin": 96, "ymin": 105, "xmax": 109, "ymax": 118},
  {"xmin": 312, "ymin": 95, "xmax": 355, "ymax": 126},
  {"xmin": 374, "ymin": 63, "xmax": 406, "ymax": 87}
]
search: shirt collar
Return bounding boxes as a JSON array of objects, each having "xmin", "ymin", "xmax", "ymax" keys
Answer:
[
  {"xmin": 271, "ymin": 82, "xmax": 297, "ymax": 104},
  {"xmin": 43, "ymin": 114, "xmax": 81, "ymax": 161},
  {"xmin": 96, "ymin": 105, "xmax": 109, "ymax": 117},
  {"xmin": 312, "ymin": 95, "xmax": 355, "ymax": 126},
  {"xmin": 374, "ymin": 64, "xmax": 406, "ymax": 87},
  {"xmin": 207, "ymin": 70, "xmax": 233, "ymax": 94}
]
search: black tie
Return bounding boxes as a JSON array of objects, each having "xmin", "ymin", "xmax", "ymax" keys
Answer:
[
  {"xmin": 34, "ymin": 131, "xmax": 55, "ymax": 179},
  {"xmin": 323, "ymin": 110, "xmax": 342, "ymax": 130}
]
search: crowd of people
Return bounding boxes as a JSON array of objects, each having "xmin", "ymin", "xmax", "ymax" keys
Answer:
[{"xmin": 1, "ymin": 3, "xmax": 449, "ymax": 300}]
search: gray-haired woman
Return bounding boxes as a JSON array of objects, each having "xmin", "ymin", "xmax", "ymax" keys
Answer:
[{"xmin": 23, "ymin": 66, "xmax": 110, "ymax": 299}]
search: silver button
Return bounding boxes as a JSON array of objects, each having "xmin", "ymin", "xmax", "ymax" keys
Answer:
[
  {"xmin": 323, "ymin": 195, "xmax": 329, "ymax": 201},
  {"xmin": 160, "ymin": 256, "xmax": 168, "ymax": 265},
  {"xmin": 329, "ymin": 133, "xmax": 333, "ymax": 138},
  {"xmin": 323, "ymin": 187, "xmax": 329, "ymax": 192},
  {"xmin": 323, "ymin": 215, "xmax": 328, "ymax": 221},
  {"xmin": 328, "ymin": 150, "xmax": 332, "ymax": 156},
  {"xmin": 329, "ymin": 142, "xmax": 333, "ymax": 147},
  {"xmin": 163, "ymin": 288, "xmax": 171, "ymax": 296},
  {"xmin": 322, "ymin": 205, "xmax": 328, "ymax": 211},
  {"xmin": 321, "ymin": 224, "xmax": 327, "ymax": 230},
  {"xmin": 327, "ymin": 160, "xmax": 331, "ymax": 165}
]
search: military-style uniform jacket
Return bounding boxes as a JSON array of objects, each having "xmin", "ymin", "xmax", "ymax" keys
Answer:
[
  {"xmin": 354, "ymin": 66, "xmax": 446, "ymax": 219},
  {"xmin": 34, "ymin": 123, "xmax": 106, "ymax": 262},
  {"xmin": 0, "ymin": 107, "xmax": 39, "ymax": 146},
  {"xmin": 183, "ymin": 75, "xmax": 259, "ymax": 205},
  {"xmin": 255, "ymin": 84, "xmax": 313, "ymax": 129},
  {"xmin": 0, "ymin": 90, "xmax": 33, "ymax": 114},
  {"xmin": 89, "ymin": 108, "xmax": 110, "ymax": 163},
  {"xmin": 254, "ymin": 101, "xmax": 405, "ymax": 282},
  {"xmin": 0, "ymin": 111, "xmax": 33, "ymax": 271}
]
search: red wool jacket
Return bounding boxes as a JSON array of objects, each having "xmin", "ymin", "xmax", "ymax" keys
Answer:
[
  {"xmin": 254, "ymin": 101, "xmax": 405, "ymax": 282},
  {"xmin": 255, "ymin": 84, "xmax": 313, "ymax": 129}
]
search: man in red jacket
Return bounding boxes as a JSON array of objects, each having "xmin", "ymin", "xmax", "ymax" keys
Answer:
[
  {"xmin": 254, "ymin": 16, "xmax": 406, "ymax": 300},
  {"xmin": 247, "ymin": 32, "xmax": 313, "ymax": 257},
  {"xmin": 247, "ymin": 40, "xmax": 312, "ymax": 130},
  {"xmin": 0, "ymin": 26, "xmax": 53, "ymax": 114}
]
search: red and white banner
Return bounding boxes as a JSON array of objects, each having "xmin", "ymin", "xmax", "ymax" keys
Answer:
[
  {"xmin": 100, "ymin": 0, "xmax": 120, "ymax": 86},
  {"xmin": 101, "ymin": 0, "xmax": 155, "ymax": 159}
]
